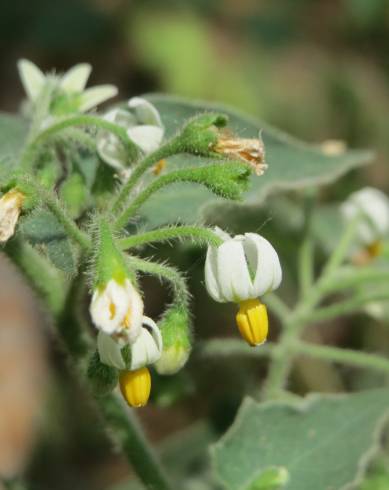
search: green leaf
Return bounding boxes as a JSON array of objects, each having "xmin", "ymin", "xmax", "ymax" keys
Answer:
[
  {"xmin": 140, "ymin": 94, "xmax": 373, "ymax": 227},
  {"xmin": 20, "ymin": 209, "xmax": 77, "ymax": 274},
  {"xmin": 0, "ymin": 112, "xmax": 27, "ymax": 167},
  {"xmin": 211, "ymin": 389, "xmax": 389, "ymax": 490}
]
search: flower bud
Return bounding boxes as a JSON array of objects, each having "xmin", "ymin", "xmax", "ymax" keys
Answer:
[
  {"xmin": 155, "ymin": 308, "xmax": 192, "ymax": 375},
  {"xmin": 179, "ymin": 113, "xmax": 228, "ymax": 155},
  {"xmin": 214, "ymin": 131, "xmax": 267, "ymax": 176},
  {"xmin": 0, "ymin": 189, "xmax": 25, "ymax": 243},
  {"xmin": 119, "ymin": 367, "xmax": 151, "ymax": 408}
]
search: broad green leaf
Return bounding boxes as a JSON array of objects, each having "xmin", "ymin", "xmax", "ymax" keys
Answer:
[
  {"xmin": 20, "ymin": 209, "xmax": 77, "ymax": 274},
  {"xmin": 211, "ymin": 389, "xmax": 389, "ymax": 490},
  {"xmin": 139, "ymin": 94, "xmax": 373, "ymax": 227},
  {"xmin": 0, "ymin": 112, "xmax": 27, "ymax": 167}
]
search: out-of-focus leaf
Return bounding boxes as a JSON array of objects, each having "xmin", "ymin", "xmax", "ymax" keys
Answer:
[
  {"xmin": 0, "ymin": 113, "xmax": 27, "ymax": 168},
  {"xmin": 20, "ymin": 209, "xmax": 76, "ymax": 274},
  {"xmin": 212, "ymin": 389, "xmax": 389, "ymax": 490},
  {"xmin": 139, "ymin": 94, "xmax": 373, "ymax": 227}
]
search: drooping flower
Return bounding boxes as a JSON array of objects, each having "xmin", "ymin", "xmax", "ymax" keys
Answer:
[
  {"xmin": 17, "ymin": 59, "xmax": 117, "ymax": 115},
  {"xmin": 341, "ymin": 187, "xmax": 389, "ymax": 259},
  {"xmin": 0, "ymin": 189, "xmax": 25, "ymax": 243},
  {"xmin": 97, "ymin": 97, "xmax": 164, "ymax": 172},
  {"xmin": 97, "ymin": 316, "xmax": 162, "ymax": 407},
  {"xmin": 205, "ymin": 228, "xmax": 282, "ymax": 346},
  {"xmin": 90, "ymin": 278, "xmax": 143, "ymax": 343}
]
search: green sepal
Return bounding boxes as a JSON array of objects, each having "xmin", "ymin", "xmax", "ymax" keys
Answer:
[
  {"xmin": 177, "ymin": 113, "xmax": 228, "ymax": 155},
  {"xmin": 93, "ymin": 220, "xmax": 131, "ymax": 288},
  {"xmin": 121, "ymin": 343, "xmax": 132, "ymax": 370},
  {"xmin": 87, "ymin": 351, "xmax": 118, "ymax": 396},
  {"xmin": 155, "ymin": 306, "xmax": 192, "ymax": 375}
]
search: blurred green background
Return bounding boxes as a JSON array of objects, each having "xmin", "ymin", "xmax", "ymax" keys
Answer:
[{"xmin": 2, "ymin": 0, "xmax": 389, "ymax": 488}]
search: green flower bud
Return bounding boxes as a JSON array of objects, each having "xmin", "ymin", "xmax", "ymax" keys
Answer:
[
  {"xmin": 155, "ymin": 307, "xmax": 192, "ymax": 375},
  {"xmin": 59, "ymin": 172, "xmax": 89, "ymax": 219},
  {"xmin": 178, "ymin": 113, "xmax": 228, "ymax": 155}
]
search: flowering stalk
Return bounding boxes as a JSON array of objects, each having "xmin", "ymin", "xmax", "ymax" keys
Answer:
[
  {"xmin": 19, "ymin": 114, "xmax": 138, "ymax": 172},
  {"xmin": 118, "ymin": 225, "xmax": 223, "ymax": 250}
]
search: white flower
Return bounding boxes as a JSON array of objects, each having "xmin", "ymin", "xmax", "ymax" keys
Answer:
[
  {"xmin": 97, "ymin": 316, "xmax": 162, "ymax": 370},
  {"xmin": 89, "ymin": 279, "xmax": 143, "ymax": 343},
  {"xmin": 205, "ymin": 229, "xmax": 282, "ymax": 303},
  {"xmin": 97, "ymin": 97, "xmax": 164, "ymax": 171},
  {"xmin": 17, "ymin": 59, "xmax": 117, "ymax": 115},
  {"xmin": 0, "ymin": 189, "xmax": 25, "ymax": 243},
  {"xmin": 205, "ymin": 228, "xmax": 282, "ymax": 346},
  {"xmin": 341, "ymin": 187, "xmax": 389, "ymax": 246}
]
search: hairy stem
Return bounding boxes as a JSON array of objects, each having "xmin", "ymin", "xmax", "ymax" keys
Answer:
[
  {"xmin": 97, "ymin": 395, "xmax": 173, "ymax": 490},
  {"xmin": 20, "ymin": 114, "xmax": 138, "ymax": 172},
  {"xmin": 127, "ymin": 256, "xmax": 190, "ymax": 308},
  {"xmin": 111, "ymin": 139, "xmax": 180, "ymax": 214},
  {"xmin": 118, "ymin": 225, "xmax": 223, "ymax": 250},
  {"xmin": 294, "ymin": 341, "xmax": 389, "ymax": 374}
]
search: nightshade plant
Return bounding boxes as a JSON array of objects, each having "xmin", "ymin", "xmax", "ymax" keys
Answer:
[{"xmin": 1, "ymin": 60, "xmax": 389, "ymax": 490}]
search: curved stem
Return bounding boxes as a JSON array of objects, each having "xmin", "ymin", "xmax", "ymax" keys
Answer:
[
  {"xmin": 265, "ymin": 293, "xmax": 290, "ymax": 323},
  {"xmin": 298, "ymin": 191, "xmax": 316, "ymax": 298},
  {"xmin": 321, "ymin": 216, "xmax": 360, "ymax": 278},
  {"xmin": 294, "ymin": 341, "xmax": 389, "ymax": 374},
  {"xmin": 20, "ymin": 114, "xmax": 138, "ymax": 172},
  {"xmin": 111, "ymin": 138, "xmax": 180, "ymax": 214},
  {"xmin": 127, "ymin": 255, "xmax": 190, "ymax": 308},
  {"xmin": 200, "ymin": 338, "xmax": 274, "ymax": 359},
  {"xmin": 97, "ymin": 395, "xmax": 173, "ymax": 490},
  {"xmin": 308, "ymin": 291, "xmax": 389, "ymax": 323},
  {"xmin": 118, "ymin": 225, "xmax": 223, "ymax": 250}
]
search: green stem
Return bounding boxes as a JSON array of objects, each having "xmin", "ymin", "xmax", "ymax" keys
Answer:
[
  {"xmin": 321, "ymin": 216, "xmax": 360, "ymax": 278},
  {"xmin": 294, "ymin": 341, "xmax": 389, "ymax": 374},
  {"xmin": 320, "ymin": 266, "xmax": 389, "ymax": 294},
  {"xmin": 200, "ymin": 338, "xmax": 274, "ymax": 359},
  {"xmin": 308, "ymin": 292, "xmax": 389, "ymax": 323},
  {"xmin": 22, "ymin": 177, "xmax": 91, "ymax": 250},
  {"xmin": 127, "ymin": 255, "xmax": 190, "ymax": 308},
  {"xmin": 97, "ymin": 395, "xmax": 173, "ymax": 490},
  {"xmin": 20, "ymin": 114, "xmax": 138, "ymax": 172},
  {"xmin": 5, "ymin": 238, "xmax": 67, "ymax": 315},
  {"xmin": 265, "ymin": 293, "xmax": 290, "ymax": 323},
  {"xmin": 298, "ymin": 193, "xmax": 316, "ymax": 298},
  {"xmin": 111, "ymin": 138, "xmax": 180, "ymax": 214},
  {"xmin": 118, "ymin": 225, "xmax": 223, "ymax": 250}
]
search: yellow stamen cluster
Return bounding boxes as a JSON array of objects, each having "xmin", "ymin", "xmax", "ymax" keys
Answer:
[
  {"xmin": 152, "ymin": 159, "xmax": 167, "ymax": 176},
  {"xmin": 236, "ymin": 299, "xmax": 268, "ymax": 346},
  {"xmin": 366, "ymin": 240, "xmax": 383, "ymax": 259},
  {"xmin": 119, "ymin": 367, "xmax": 151, "ymax": 408}
]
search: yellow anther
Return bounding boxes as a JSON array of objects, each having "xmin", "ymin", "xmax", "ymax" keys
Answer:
[
  {"xmin": 109, "ymin": 302, "xmax": 116, "ymax": 319},
  {"xmin": 152, "ymin": 159, "xmax": 167, "ymax": 176},
  {"xmin": 122, "ymin": 307, "xmax": 132, "ymax": 328},
  {"xmin": 119, "ymin": 367, "xmax": 151, "ymax": 408},
  {"xmin": 366, "ymin": 240, "xmax": 383, "ymax": 258},
  {"xmin": 236, "ymin": 299, "xmax": 268, "ymax": 346}
]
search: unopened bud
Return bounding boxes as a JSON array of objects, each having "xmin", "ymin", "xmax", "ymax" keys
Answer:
[
  {"xmin": 155, "ymin": 307, "xmax": 192, "ymax": 375},
  {"xmin": 0, "ymin": 189, "xmax": 25, "ymax": 243}
]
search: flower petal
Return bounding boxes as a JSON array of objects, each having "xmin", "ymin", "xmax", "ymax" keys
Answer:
[
  {"xmin": 130, "ymin": 317, "xmax": 162, "ymax": 370},
  {"xmin": 216, "ymin": 239, "xmax": 252, "ymax": 302},
  {"xmin": 97, "ymin": 134, "xmax": 126, "ymax": 170},
  {"xmin": 204, "ymin": 246, "xmax": 224, "ymax": 302},
  {"xmin": 97, "ymin": 331, "xmax": 125, "ymax": 370},
  {"xmin": 79, "ymin": 85, "xmax": 118, "ymax": 112},
  {"xmin": 127, "ymin": 125, "xmax": 164, "ymax": 154},
  {"xmin": 90, "ymin": 279, "xmax": 129, "ymax": 334},
  {"xmin": 60, "ymin": 63, "xmax": 91, "ymax": 92},
  {"xmin": 245, "ymin": 233, "xmax": 282, "ymax": 296},
  {"xmin": 17, "ymin": 59, "xmax": 45, "ymax": 101},
  {"xmin": 128, "ymin": 97, "xmax": 163, "ymax": 127}
]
